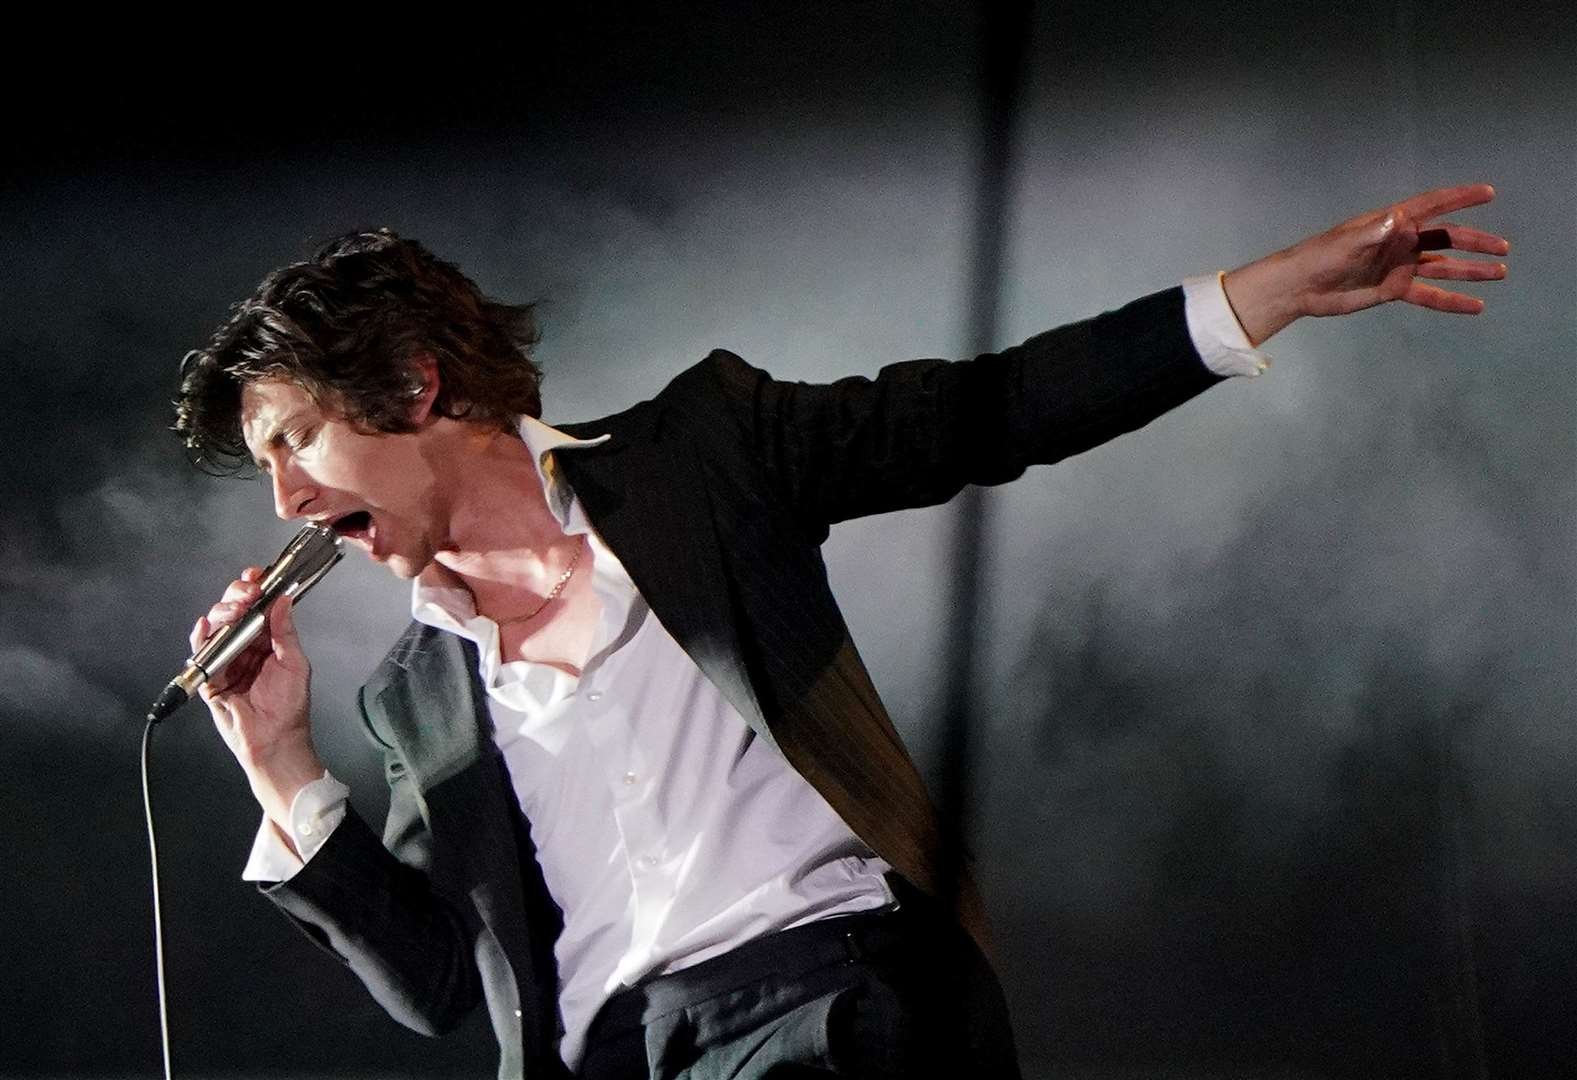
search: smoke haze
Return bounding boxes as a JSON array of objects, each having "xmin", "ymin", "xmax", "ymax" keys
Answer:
[{"xmin": 2, "ymin": 3, "xmax": 1571, "ymax": 1076}]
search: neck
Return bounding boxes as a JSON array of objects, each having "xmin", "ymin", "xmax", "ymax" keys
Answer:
[{"xmin": 421, "ymin": 422, "xmax": 578, "ymax": 619}]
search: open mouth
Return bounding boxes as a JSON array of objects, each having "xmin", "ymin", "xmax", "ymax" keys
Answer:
[{"xmin": 329, "ymin": 510, "xmax": 373, "ymax": 541}]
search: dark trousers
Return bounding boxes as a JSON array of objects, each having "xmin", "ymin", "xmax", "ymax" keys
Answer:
[{"xmin": 577, "ymin": 879, "xmax": 1021, "ymax": 1079}]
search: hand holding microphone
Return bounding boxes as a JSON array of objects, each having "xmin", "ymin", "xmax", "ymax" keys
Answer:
[
  {"xmin": 146, "ymin": 524, "xmax": 343, "ymax": 827},
  {"xmin": 147, "ymin": 523, "xmax": 342, "ymax": 722}
]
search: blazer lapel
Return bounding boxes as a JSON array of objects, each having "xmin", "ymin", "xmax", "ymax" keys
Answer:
[
  {"xmin": 369, "ymin": 627, "xmax": 558, "ymax": 1058},
  {"xmin": 371, "ymin": 630, "xmax": 530, "ymax": 904},
  {"xmin": 555, "ymin": 419, "xmax": 773, "ymax": 749},
  {"xmin": 372, "ymin": 627, "xmax": 492, "ymax": 791}
]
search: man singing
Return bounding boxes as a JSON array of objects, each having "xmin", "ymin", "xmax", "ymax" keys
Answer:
[{"xmin": 174, "ymin": 185, "xmax": 1506, "ymax": 1079}]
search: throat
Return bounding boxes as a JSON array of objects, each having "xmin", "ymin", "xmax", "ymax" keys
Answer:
[{"xmin": 468, "ymin": 535, "xmax": 589, "ymax": 625}]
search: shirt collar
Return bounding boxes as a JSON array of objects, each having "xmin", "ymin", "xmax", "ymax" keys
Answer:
[
  {"xmin": 517, "ymin": 415, "xmax": 612, "ymax": 528},
  {"xmin": 410, "ymin": 416, "xmax": 611, "ymax": 632}
]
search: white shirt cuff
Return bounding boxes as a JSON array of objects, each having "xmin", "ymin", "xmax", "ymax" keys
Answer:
[
  {"xmin": 1183, "ymin": 272, "xmax": 1272, "ymax": 378},
  {"xmin": 240, "ymin": 771, "xmax": 351, "ymax": 882}
]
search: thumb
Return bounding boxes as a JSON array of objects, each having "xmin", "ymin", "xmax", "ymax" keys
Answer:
[{"xmin": 269, "ymin": 592, "xmax": 303, "ymax": 661}]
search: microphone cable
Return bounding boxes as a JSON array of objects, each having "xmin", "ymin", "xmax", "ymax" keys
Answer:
[
  {"xmin": 138, "ymin": 523, "xmax": 342, "ymax": 1079},
  {"xmin": 141, "ymin": 714, "xmax": 174, "ymax": 1080}
]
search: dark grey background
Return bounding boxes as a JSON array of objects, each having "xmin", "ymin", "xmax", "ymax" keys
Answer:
[{"xmin": 2, "ymin": 3, "xmax": 1572, "ymax": 1077}]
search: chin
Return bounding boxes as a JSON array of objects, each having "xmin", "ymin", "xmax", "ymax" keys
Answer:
[
  {"xmin": 381, "ymin": 548, "xmax": 433, "ymax": 581},
  {"xmin": 384, "ymin": 557, "xmax": 422, "ymax": 580}
]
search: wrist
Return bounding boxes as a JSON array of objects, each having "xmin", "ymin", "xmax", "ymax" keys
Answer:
[
  {"xmin": 242, "ymin": 736, "xmax": 325, "ymax": 825},
  {"xmin": 1223, "ymin": 247, "xmax": 1307, "ymax": 346}
]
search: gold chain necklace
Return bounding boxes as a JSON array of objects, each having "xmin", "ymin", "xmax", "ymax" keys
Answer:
[{"xmin": 496, "ymin": 537, "xmax": 585, "ymax": 624}]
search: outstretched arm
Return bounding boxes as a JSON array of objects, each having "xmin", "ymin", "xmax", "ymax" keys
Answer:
[{"xmin": 1221, "ymin": 183, "xmax": 1509, "ymax": 346}]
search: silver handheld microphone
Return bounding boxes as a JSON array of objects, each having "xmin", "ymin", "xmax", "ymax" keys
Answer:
[{"xmin": 146, "ymin": 523, "xmax": 343, "ymax": 722}]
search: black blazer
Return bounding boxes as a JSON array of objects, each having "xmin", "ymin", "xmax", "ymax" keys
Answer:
[{"xmin": 263, "ymin": 286, "xmax": 1223, "ymax": 1078}]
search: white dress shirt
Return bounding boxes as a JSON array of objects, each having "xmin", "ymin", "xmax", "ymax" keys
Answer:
[{"xmin": 243, "ymin": 273, "xmax": 1266, "ymax": 1067}]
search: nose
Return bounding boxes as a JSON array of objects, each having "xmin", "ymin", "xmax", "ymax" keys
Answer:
[{"xmin": 269, "ymin": 464, "xmax": 316, "ymax": 521}]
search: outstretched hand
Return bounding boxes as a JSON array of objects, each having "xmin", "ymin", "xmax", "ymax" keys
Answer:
[{"xmin": 1222, "ymin": 184, "xmax": 1509, "ymax": 346}]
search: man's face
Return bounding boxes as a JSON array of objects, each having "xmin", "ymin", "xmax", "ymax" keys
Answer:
[{"xmin": 240, "ymin": 378, "xmax": 443, "ymax": 579}]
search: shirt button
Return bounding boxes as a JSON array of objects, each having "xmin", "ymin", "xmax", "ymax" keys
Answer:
[
  {"xmin": 622, "ymin": 771, "xmax": 638, "ymax": 786},
  {"xmin": 636, "ymin": 854, "xmax": 657, "ymax": 870},
  {"xmin": 586, "ymin": 691, "xmax": 603, "ymax": 702},
  {"xmin": 297, "ymin": 822, "xmax": 314, "ymax": 836},
  {"xmin": 513, "ymin": 1009, "xmax": 523, "ymax": 1019}
]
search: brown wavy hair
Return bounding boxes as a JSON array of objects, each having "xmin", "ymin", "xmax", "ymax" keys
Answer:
[{"xmin": 174, "ymin": 228, "xmax": 543, "ymax": 475}]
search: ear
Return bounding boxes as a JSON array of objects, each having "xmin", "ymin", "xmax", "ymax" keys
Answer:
[{"xmin": 408, "ymin": 354, "xmax": 442, "ymax": 426}]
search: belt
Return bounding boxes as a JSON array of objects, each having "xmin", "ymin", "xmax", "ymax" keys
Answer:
[{"xmin": 586, "ymin": 900, "xmax": 912, "ymax": 1040}]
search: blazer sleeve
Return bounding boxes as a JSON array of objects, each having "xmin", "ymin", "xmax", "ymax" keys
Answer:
[
  {"xmin": 256, "ymin": 689, "xmax": 484, "ymax": 1038},
  {"xmin": 682, "ymin": 285, "xmax": 1223, "ymax": 539}
]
